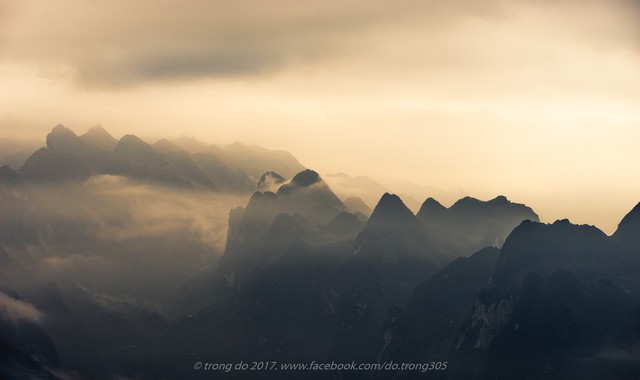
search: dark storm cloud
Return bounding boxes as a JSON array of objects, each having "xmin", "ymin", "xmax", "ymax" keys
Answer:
[
  {"xmin": 2, "ymin": 0, "xmax": 638, "ymax": 87},
  {"xmin": 1, "ymin": 0, "xmax": 513, "ymax": 87}
]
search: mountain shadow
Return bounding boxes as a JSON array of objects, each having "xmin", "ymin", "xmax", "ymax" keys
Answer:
[{"xmin": 450, "ymin": 205, "xmax": 640, "ymax": 379}]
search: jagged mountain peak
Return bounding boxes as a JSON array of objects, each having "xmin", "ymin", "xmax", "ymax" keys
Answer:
[
  {"xmin": 52, "ymin": 123, "xmax": 70, "ymax": 133},
  {"xmin": 80, "ymin": 125, "xmax": 117, "ymax": 151},
  {"xmin": 259, "ymin": 171, "xmax": 285, "ymax": 183},
  {"xmin": 273, "ymin": 169, "xmax": 346, "ymax": 224},
  {"xmin": 493, "ymin": 219, "xmax": 609, "ymax": 288},
  {"xmin": 118, "ymin": 134, "xmax": 146, "ymax": 145},
  {"xmin": 245, "ymin": 191, "xmax": 279, "ymax": 215},
  {"xmin": 86, "ymin": 124, "xmax": 109, "ymax": 134},
  {"xmin": 449, "ymin": 196, "xmax": 484, "ymax": 211},
  {"xmin": 257, "ymin": 171, "xmax": 286, "ymax": 192},
  {"xmin": 617, "ymin": 202, "xmax": 640, "ymax": 226},
  {"xmin": 367, "ymin": 193, "xmax": 419, "ymax": 228},
  {"xmin": 46, "ymin": 124, "xmax": 82, "ymax": 150},
  {"xmin": 416, "ymin": 197, "xmax": 447, "ymax": 220},
  {"xmin": 290, "ymin": 169, "xmax": 321, "ymax": 187},
  {"xmin": 489, "ymin": 195, "xmax": 509, "ymax": 204},
  {"xmin": 115, "ymin": 134, "xmax": 154, "ymax": 155},
  {"xmin": 613, "ymin": 202, "xmax": 640, "ymax": 243},
  {"xmin": 276, "ymin": 169, "xmax": 325, "ymax": 195}
]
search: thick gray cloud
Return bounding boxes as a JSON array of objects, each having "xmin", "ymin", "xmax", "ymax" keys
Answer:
[
  {"xmin": 2, "ymin": 0, "xmax": 637, "ymax": 88},
  {"xmin": 0, "ymin": 0, "xmax": 535, "ymax": 86}
]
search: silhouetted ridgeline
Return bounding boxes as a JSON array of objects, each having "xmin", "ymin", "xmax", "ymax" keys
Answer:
[
  {"xmin": 16, "ymin": 124, "xmax": 305, "ymax": 191},
  {"xmin": 1, "ymin": 128, "xmax": 638, "ymax": 379},
  {"xmin": 450, "ymin": 205, "xmax": 640, "ymax": 379}
]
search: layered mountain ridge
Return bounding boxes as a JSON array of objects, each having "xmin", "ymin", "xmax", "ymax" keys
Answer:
[{"xmin": 16, "ymin": 124, "xmax": 306, "ymax": 192}]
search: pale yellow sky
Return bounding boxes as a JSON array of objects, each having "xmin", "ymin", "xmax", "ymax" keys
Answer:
[{"xmin": 1, "ymin": 0, "xmax": 639, "ymax": 233}]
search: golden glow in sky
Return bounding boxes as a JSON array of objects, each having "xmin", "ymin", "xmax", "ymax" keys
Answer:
[{"xmin": 1, "ymin": 0, "xmax": 639, "ymax": 233}]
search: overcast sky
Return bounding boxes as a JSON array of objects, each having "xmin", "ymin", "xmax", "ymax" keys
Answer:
[{"xmin": 1, "ymin": 0, "xmax": 639, "ymax": 233}]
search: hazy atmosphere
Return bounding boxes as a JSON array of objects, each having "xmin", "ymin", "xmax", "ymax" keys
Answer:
[
  {"xmin": 2, "ymin": 0, "xmax": 639, "ymax": 231},
  {"xmin": 2, "ymin": 2, "xmax": 640, "ymax": 379}
]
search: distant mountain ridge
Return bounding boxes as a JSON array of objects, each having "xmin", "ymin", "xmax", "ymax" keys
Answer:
[
  {"xmin": 16, "ymin": 124, "xmax": 306, "ymax": 192},
  {"xmin": 417, "ymin": 194, "xmax": 539, "ymax": 261},
  {"xmin": 6, "ymin": 137, "xmax": 635, "ymax": 380},
  {"xmin": 170, "ymin": 174, "xmax": 544, "ymax": 376},
  {"xmin": 80, "ymin": 125, "xmax": 118, "ymax": 151}
]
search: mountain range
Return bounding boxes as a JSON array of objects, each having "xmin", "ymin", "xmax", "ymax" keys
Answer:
[
  {"xmin": 1, "ymin": 126, "xmax": 638, "ymax": 379},
  {"xmin": 14, "ymin": 124, "xmax": 305, "ymax": 192}
]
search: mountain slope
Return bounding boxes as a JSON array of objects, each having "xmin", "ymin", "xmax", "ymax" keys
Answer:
[
  {"xmin": 16, "ymin": 125, "xmax": 302, "ymax": 193},
  {"xmin": 79, "ymin": 125, "xmax": 118, "ymax": 151},
  {"xmin": 380, "ymin": 247, "xmax": 500, "ymax": 366},
  {"xmin": 451, "ymin": 206, "xmax": 640, "ymax": 379},
  {"xmin": 417, "ymin": 195, "xmax": 539, "ymax": 260},
  {"xmin": 276, "ymin": 169, "xmax": 347, "ymax": 225}
]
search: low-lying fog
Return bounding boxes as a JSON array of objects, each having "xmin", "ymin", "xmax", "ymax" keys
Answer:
[{"xmin": 3, "ymin": 175, "xmax": 248, "ymax": 316}]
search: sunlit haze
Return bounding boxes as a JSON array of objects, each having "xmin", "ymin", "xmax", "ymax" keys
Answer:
[{"xmin": 1, "ymin": 0, "xmax": 639, "ymax": 233}]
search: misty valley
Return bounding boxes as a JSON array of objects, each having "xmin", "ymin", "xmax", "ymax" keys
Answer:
[{"xmin": 1, "ymin": 125, "xmax": 640, "ymax": 380}]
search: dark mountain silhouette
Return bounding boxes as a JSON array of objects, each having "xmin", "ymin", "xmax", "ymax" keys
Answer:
[
  {"xmin": 278, "ymin": 168, "xmax": 321, "ymax": 188},
  {"xmin": 364, "ymin": 193, "xmax": 421, "ymax": 230},
  {"xmin": 474, "ymin": 271, "xmax": 639, "ymax": 380},
  {"xmin": 21, "ymin": 124, "xmax": 120, "ymax": 181},
  {"xmin": 21, "ymin": 147, "xmax": 93, "ymax": 181},
  {"xmin": 16, "ymin": 124, "xmax": 307, "ymax": 192},
  {"xmin": 79, "ymin": 125, "xmax": 118, "ymax": 151},
  {"xmin": 173, "ymin": 192, "xmax": 441, "ymax": 374},
  {"xmin": 45, "ymin": 124, "xmax": 84, "ymax": 151},
  {"xmin": 152, "ymin": 139, "xmax": 216, "ymax": 189},
  {"xmin": 417, "ymin": 197, "xmax": 448, "ymax": 221},
  {"xmin": 492, "ymin": 219, "xmax": 611, "ymax": 289},
  {"xmin": 385, "ymin": 178, "xmax": 456, "ymax": 211},
  {"xmin": 114, "ymin": 134, "xmax": 154, "ymax": 156},
  {"xmin": 322, "ymin": 194, "xmax": 437, "ymax": 363},
  {"xmin": 354, "ymin": 193, "xmax": 447, "ymax": 267},
  {"xmin": 417, "ymin": 195, "xmax": 539, "ymax": 261},
  {"xmin": 450, "ymin": 206, "xmax": 640, "ymax": 379},
  {"xmin": 613, "ymin": 202, "xmax": 640, "ymax": 247},
  {"xmin": 114, "ymin": 134, "xmax": 192, "ymax": 187},
  {"xmin": 276, "ymin": 170, "xmax": 347, "ymax": 225},
  {"xmin": 257, "ymin": 171, "xmax": 286, "ymax": 193},
  {"xmin": 380, "ymin": 247, "xmax": 500, "ymax": 367},
  {"xmin": 0, "ymin": 291, "xmax": 61, "ymax": 380},
  {"xmin": 20, "ymin": 125, "xmax": 94, "ymax": 181},
  {"xmin": 7, "ymin": 123, "xmax": 640, "ymax": 380},
  {"xmin": 219, "ymin": 170, "xmax": 348, "ymax": 272}
]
